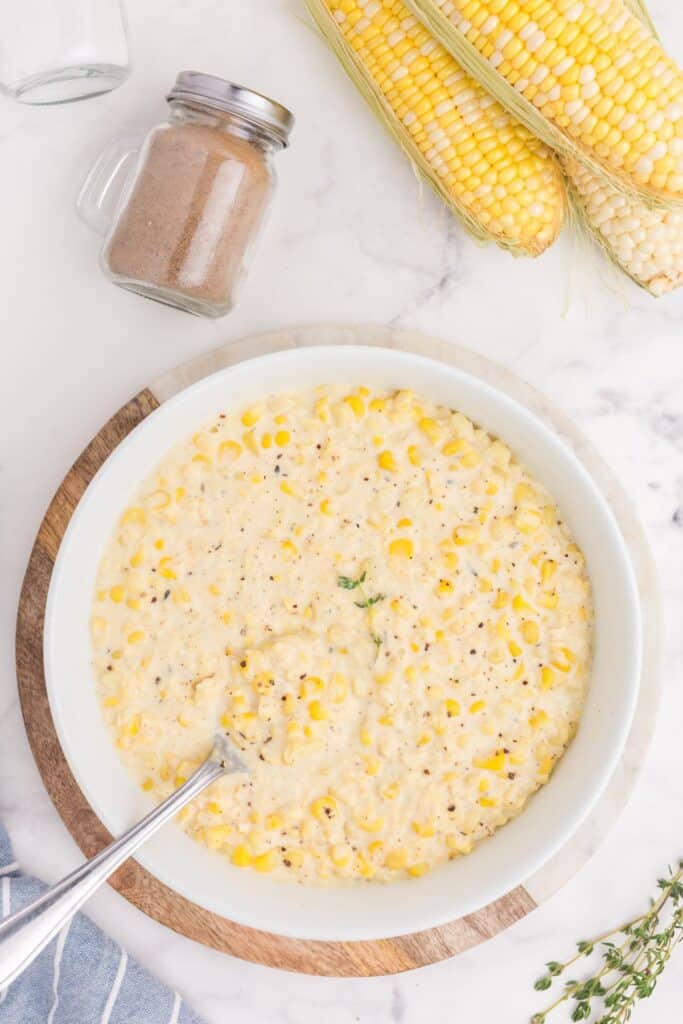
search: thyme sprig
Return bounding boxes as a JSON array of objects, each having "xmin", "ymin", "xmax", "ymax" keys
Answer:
[
  {"xmin": 337, "ymin": 571, "xmax": 367, "ymax": 590},
  {"xmin": 532, "ymin": 861, "xmax": 683, "ymax": 1023},
  {"xmin": 337, "ymin": 570, "xmax": 386, "ymax": 648}
]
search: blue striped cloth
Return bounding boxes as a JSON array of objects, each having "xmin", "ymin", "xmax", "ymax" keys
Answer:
[{"xmin": 0, "ymin": 824, "xmax": 205, "ymax": 1024}]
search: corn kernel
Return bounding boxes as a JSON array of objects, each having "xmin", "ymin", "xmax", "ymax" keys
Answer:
[
  {"xmin": 474, "ymin": 751, "xmax": 506, "ymax": 772},
  {"xmin": 275, "ymin": 429, "xmax": 291, "ymax": 447},
  {"xmin": 253, "ymin": 850, "xmax": 278, "ymax": 873},
  {"xmin": 407, "ymin": 444, "xmax": 421, "ymax": 466},
  {"xmin": 311, "ymin": 796, "xmax": 336, "ymax": 822},
  {"xmin": 241, "ymin": 407, "xmax": 262, "ymax": 427},
  {"xmin": 388, "ymin": 538, "xmax": 413, "ymax": 559},
  {"xmin": 419, "ymin": 417, "xmax": 443, "ymax": 442},
  {"xmin": 202, "ymin": 825, "xmax": 231, "ymax": 850},
  {"xmin": 279, "ymin": 480, "xmax": 300, "ymax": 498},
  {"xmin": 453, "ymin": 524, "xmax": 478, "ymax": 546},
  {"xmin": 357, "ymin": 816, "xmax": 385, "ymax": 834},
  {"xmin": 320, "ymin": 499, "xmax": 333, "ymax": 516},
  {"xmin": 437, "ymin": 578, "xmax": 454, "ymax": 595},
  {"xmin": 408, "ymin": 862, "xmax": 429, "ymax": 878},
  {"xmin": 121, "ymin": 506, "xmax": 146, "ymax": 526},
  {"xmin": 343, "ymin": 395, "xmax": 365, "ymax": 418},
  {"xmin": 412, "ymin": 820, "xmax": 435, "ymax": 838},
  {"xmin": 478, "ymin": 797, "xmax": 497, "ymax": 808},
  {"xmin": 445, "ymin": 698, "xmax": 461, "ymax": 717},
  {"xmin": 141, "ymin": 778, "xmax": 153, "ymax": 792},
  {"xmin": 541, "ymin": 559, "xmax": 557, "ymax": 583},
  {"xmin": 442, "ymin": 438, "xmax": 469, "ymax": 457},
  {"xmin": 219, "ymin": 439, "xmax": 242, "ymax": 460},
  {"xmin": 540, "ymin": 667, "xmax": 556, "ymax": 690},
  {"xmin": 529, "ymin": 710, "xmax": 549, "ymax": 730},
  {"xmin": 109, "ymin": 585, "xmax": 124, "ymax": 603},
  {"xmin": 330, "ymin": 844, "xmax": 351, "ymax": 868},
  {"xmin": 357, "ymin": 854, "xmax": 374, "ymax": 878},
  {"xmin": 231, "ymin": 845, "xmax": 252, "ymax": 867},
  {"xmin": 280, "ymin": 539, "xmax": 298, "ymax": 559},
  {"xmin": 378, "ymin": 450, "xmax": 398, "ymax": 472},
  {"xmin": 158, "ymin": 556, "xmax": 177, "ymax": 580},
  {"xmin": 469, "ymin": 700, "xmax": 486, "ymax": 714},
  {"xmin": 385, "ymin": 849, "xmax": 407, "ymax": 870},
  {"xmin": 521, "ymin": 620, "xmax": 540, "ymax": 644},
  {"xmin": 130, "ymin": 547, "xmax": 144, "ymax": 568},
  {"xmin": 127, "ymin": 630, "xmax": 144, "ymax": 645},
  {"xmin": 381, "ymin": 782, "xmax": 400, "ymax": 800},
  {"xmin": 308, "ymin": 700, "xmax": 328, "ymax": 721}
]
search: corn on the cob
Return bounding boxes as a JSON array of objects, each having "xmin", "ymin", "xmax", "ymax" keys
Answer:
[
  {"xmin": 408, "ymin": 0, "xmax": 683, "ymax": 204},
  {"xmin": 564, "ymin": 0, "xmax": 683, "ymax": 293},
  {"xmin": 566, "ymin": 157, "xmax": 683, "ymax": 294},
  {"xmin": 306, "ymin": 0, "xmax": 566, "ymax": 255}
]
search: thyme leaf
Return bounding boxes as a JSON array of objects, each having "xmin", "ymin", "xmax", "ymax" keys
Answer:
[
  {"xmin": 531, "ymin": 861, "xmax": 683, "ymax": 1023},
  {"xmin": 337, "ymin": 571, "xmax": 366, "ymax": 590}
]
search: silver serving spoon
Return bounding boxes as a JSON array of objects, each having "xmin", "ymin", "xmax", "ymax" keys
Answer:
[{"xmin": 0, "ymin": 733, "xmax": 246, "ymax": 991}]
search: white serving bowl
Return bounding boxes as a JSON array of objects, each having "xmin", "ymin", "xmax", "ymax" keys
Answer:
[{"xmin": 44, "ymin": 345, "xmax": 641, "ymax": 941}]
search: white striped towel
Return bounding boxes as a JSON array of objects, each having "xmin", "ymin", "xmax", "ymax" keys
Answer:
[{"xmin": 0, "ymin": 823, "xmax": 205, "ymax": 1024}]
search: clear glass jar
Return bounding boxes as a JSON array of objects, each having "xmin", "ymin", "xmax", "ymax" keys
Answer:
[
  {"xmin": 0, "ymin": 0, "xmax": 129, "ymax": 105},
  {"xmin": 79, "ymin": 73, "xmax": 293, "ymax": 317}
]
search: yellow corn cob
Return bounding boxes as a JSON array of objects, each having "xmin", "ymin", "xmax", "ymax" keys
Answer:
[
  {"xmin": 306, "ymin": 0, "xmax": 565, "ymax": 254},
  {"xmin": 564, "ymin": 1, "xmax": 683, "ymax": 294},
  {"xmin": 410, "ymin": 0, "xmax": 683, "ymax": 204},
  {"xmin": 566, "ymin": 156, "xmax": 683, "ymax": 293}
]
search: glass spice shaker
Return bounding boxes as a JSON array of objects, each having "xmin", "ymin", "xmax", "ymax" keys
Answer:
[{"xmin": 78, "ymin": 72, "xmax": 294, "ymax": 317}]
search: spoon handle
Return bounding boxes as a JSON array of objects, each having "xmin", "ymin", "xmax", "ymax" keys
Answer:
[{"xmin": 0, "ymin": 758, "xmax": 224, "ymax": 991}]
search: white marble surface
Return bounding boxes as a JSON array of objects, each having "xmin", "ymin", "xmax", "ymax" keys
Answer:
[{"xmin": 2, "ymin": 0, "xmax": 683, "ymax": 1020}]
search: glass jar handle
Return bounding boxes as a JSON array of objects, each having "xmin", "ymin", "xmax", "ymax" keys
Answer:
[{"xmin": 76, "ymin": 135, "xmax": 141, "ymax": 235}]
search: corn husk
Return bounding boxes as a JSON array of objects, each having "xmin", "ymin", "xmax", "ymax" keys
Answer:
[
  {"xmin": 406, "ymin": 0, "xmax": 683, "ymax": 208},
  {"xmin": 563, "ymin": 0, "xmax": 683, "ymax": 295},
  {"xmin": 304, "ymin": 0, "xmax": 566, "ymax": 256}
]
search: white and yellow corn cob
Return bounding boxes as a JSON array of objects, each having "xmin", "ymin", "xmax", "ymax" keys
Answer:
[
  {"xmin": 409, "ymin": 0, "xmax": 683, "ymax": 204},
  {"xmin": 306, "ymin": 0, "xmax": 566, "ymax": 255},
  {"xmin": 564, "ymin": 0, "xmax": 683, "ymax": 294},
  {"xmin": 566, "ymin": 156, "xmax": 683, "ymax": 294}
]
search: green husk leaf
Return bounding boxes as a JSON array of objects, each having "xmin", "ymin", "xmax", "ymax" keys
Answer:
[
  {"xmin": 303, "ymin": 0, "xmax": 563, "ymax": 256},
  {"xmin": 405, "ymin": 0, "xmax": 682, "ymax": 209}
]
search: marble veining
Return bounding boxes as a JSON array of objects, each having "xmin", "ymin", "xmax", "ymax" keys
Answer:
[{"xmin": 2, "ymin": 0, "xmax": 683, "ymax": 1019}]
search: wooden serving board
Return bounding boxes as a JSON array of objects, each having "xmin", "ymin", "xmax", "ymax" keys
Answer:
[{"xmin": 15, "ymin": 325, "xmax": 661, "ymax": 976}]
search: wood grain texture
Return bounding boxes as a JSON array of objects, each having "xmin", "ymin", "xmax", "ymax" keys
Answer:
[{"xmin": 15, "ymin": 387, "xmax": 537, "ymax": 977}]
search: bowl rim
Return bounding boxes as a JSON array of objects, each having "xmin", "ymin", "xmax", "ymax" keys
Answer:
[{"xmin": 43, "ymin": 341, "xmax": 643, "ymax": 941}]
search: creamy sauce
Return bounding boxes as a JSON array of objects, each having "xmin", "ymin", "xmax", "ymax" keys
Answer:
[{"xmin": 91, "ymin": 385, "xmax": 592, "ymax": 883}]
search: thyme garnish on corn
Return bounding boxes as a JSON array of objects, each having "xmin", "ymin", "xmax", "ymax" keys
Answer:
[
  {"xmin": 532, "ymin": 861, "xmax": 683, "ymax": 1023},
  {"xmin": 337, "ymin": 570, "xmax": 386, "ymax": 647}
]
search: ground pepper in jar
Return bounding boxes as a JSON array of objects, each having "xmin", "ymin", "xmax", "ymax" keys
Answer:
[{"xmin": 102, "ymin": 72, "xmax": 293, "ymax": 317}]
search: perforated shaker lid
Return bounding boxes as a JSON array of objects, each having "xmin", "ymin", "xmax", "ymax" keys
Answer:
[{"xmin": 167, "ymin": 71, "xmax": 294, "ymax": 147}]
